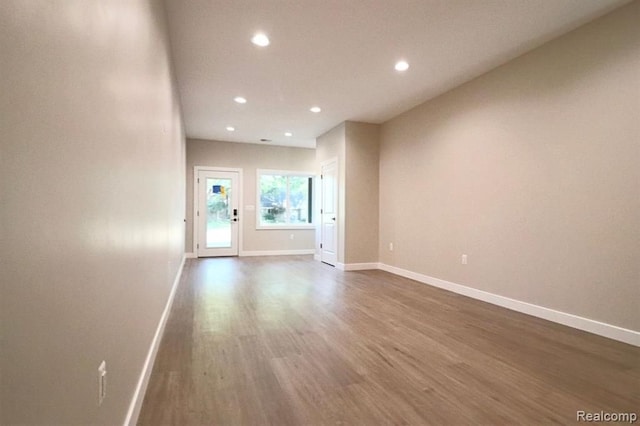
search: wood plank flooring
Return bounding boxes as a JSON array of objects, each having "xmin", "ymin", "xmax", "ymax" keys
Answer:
[{"xmin": 138, "ymin": 256, "xmax": 639, "ymax": 425}]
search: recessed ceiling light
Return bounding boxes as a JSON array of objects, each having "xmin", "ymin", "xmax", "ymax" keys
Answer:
[
  {"xmin": 284, "ymin": 132, "xmax": 293, "ymax": 137},
  {"xmin": 251, "ymin": 33, "xmax": 270, "ymax": 47},
  {"xmin": 234, "ymin": 96, "xmax": 247, "ymax": 104},
  {"xmin": 310, "ymin": 106, "xmax": 321, "ymax": 113},
  {"xmin": 226, "ymin": 126, "xmax": 235, "ymax": 131},
  {"xmin": 395, "ymin": 60, "xmax": 409, "ymax": 71}
]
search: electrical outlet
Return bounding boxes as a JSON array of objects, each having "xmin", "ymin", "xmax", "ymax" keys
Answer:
[
  {"xmin": 389, "ymin": 242, "xmax": 394, "ymax": 251},
  {"xmin": 290, "ymin": 234, "xmax": 294, "ymax": 240},
  {"xmin": 98, "ymin": 361, "xmax": 107, "ymax": 406},
  {"xmin": 461, "ymin": 254, "xmax": 468, "ymax": 265}
]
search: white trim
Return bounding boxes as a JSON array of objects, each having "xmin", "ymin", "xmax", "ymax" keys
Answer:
[
  {"xmin": 124, "ymin": 255, "xmax": 187, "ymax": 426},
  {"xmin": 320, "ymin": 157, "xmax": 339, "ymax": 266},
  {"xmin": 256, "ymin": 168, "xmax": 315, "ymax": 230},
  {"xmin": 192, "ymin": 168, "xmax": 198, "ymax": 255},
  {"xmin": 378, "ymin": 263, "xmax": 640, "ymax": 347},
  {"xmin": 239, "ymin": 249, "xmax": 315, "ymax": 257},
  {"xmin": 257, "ymin": 168, "xmax": 315, "ymax": 176},
  {"xmin": 255, "ymin": 225, "xmax": 315, "ymax": 230},
  {"xmin": 314, "ymin": 254, "xmax": 321, "ymax": 261},
  {"xmin": 184, "ymin": 252, "xmax": 196, "ymax": 259},
  {"xmin": 342, "ymin": 262, "xmax": 380, "ymax": 271},
  {"xmin": 193, "ymin": 166, "xmax": 243, "ymax": 257}
]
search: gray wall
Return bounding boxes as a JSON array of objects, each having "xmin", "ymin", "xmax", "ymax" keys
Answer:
[
  {"xmin": 345, "ymin": 122, "xmax": 380, "ymax": 264},
  {"xmin": 316, "ymin": 121, "xmax": 380, "ymax": 265},
  {"xmin": 316, "ymin": 123, "xmax": 347, "ymax": 263},
  {"xmin": 379, "ymin": 2, "xmax": 640, "ymax": 330},
  {"xmin": 186, "ymin": 139, "xmax": 316, "ymax": 253},
  {"xmin": 0, "ymin": 1, "xmax": 186, "ymax": 424}
]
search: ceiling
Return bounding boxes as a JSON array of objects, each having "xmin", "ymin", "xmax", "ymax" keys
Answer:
[{"xmin": 164, "ymin": 0, "xmax": 629, "ymax": 149}]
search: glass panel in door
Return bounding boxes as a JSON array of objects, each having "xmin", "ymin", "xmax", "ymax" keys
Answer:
[{"xmin": 206, "ymin": 177, "xmax": 232, "ymax": 248}]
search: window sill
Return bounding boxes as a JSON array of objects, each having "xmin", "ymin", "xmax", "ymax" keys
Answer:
[{"xmin": 256, "ymin": 225, "xmax": 315, "ymax": 230}]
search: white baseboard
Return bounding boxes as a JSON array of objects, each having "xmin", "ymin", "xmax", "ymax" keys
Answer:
[
  {"xmin": 342, "ymin": 262, "xmax": 380, "ymax": 271},
  {"xmin": 124, "ymin": 255, "xmax": 187, "ymax": 426},
  {"xmin": 378, "ymin": 263, "xmax": 639, "ymax": 347},
  {"xmin": 239, "ymin": 249, "xmax": 315, "ymax": 257},
  {"xmin": 184, "ymin": 252, "xmax": 196, "ymax": 259},
  {"xmin": 314, "ymin": 254, "xmax": 321, "ymax": 261}
]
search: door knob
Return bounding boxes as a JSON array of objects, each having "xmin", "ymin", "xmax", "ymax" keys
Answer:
[{"xmin": 332, "ymin": 217, "xmax": 336, "ymax": 221}]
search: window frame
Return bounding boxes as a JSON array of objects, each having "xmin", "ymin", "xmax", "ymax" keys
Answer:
[{"xmin": 256, "ymin": 169, "xmax": 315, "ymax": 230}]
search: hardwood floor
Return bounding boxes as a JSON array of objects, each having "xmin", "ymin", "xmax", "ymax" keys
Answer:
[{"xmin": 138, "ymin": 256, "xmax": 639, "ymax": 425}]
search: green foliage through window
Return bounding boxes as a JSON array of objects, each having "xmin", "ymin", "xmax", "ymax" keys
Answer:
[{"xmin": 258, "ymin": 171, "xmax": 313, "ymax": 227}]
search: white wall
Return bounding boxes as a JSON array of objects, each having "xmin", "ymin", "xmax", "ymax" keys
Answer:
[
  {"xmin": 0, "ymin": 1, "xmax": 186, "ymax": 424},
  {"xmin": 379, "ymin": 2, "xmax": 640, "ymax": 331}
]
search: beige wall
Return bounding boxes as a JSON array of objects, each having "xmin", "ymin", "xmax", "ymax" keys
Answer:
[
  {"xmin": 315, "ymin": 122, "xmax": 380, "ymax": 265},
  {"xmin": 0, "ymin": 1, "xmax": 185, "ymax": 424},
  {"xmin": 186, "ymin": 139, "xmax": 316, "ymax": 253},
  {"xmin": 379, "ymin": 2, "xmax": 640, "ymax": 331},
  {"xmin": 345, "ymin": 122, "xmax": 380, "ymax": 264},
  {"xmin": 316, "ymin": 123, "xmax": 347, "ymax": 263}
]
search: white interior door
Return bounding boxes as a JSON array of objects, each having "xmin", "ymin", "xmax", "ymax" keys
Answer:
[
  {"xmin": 321, "ymin": 159, "xmax": 338, "ymax": 266},
  {"xmin": 196, "ymin": 170, "xmax": 240, "ymax": 257}
]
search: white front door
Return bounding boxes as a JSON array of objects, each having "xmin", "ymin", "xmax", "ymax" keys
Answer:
[
  {"xmin": 196, "ymin": 169, "xmax": 240, "ymax": 257},
  {"xmin": 321, "ymin": 159, "xmax": 338, "ymax": 266}
]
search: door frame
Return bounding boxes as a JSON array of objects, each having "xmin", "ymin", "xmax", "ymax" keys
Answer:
[
  {"xmin": 193, "ymin": 166, "xmax": 243, "ymax": 257},
  {"xmin": 320, "ymin": 157, "xmax": 339, "ymax": 266}
]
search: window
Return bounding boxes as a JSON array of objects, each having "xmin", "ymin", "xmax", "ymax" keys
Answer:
[{"xmin": 257, "ymin": 169, "xmax": 313, "ymax": 229}]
